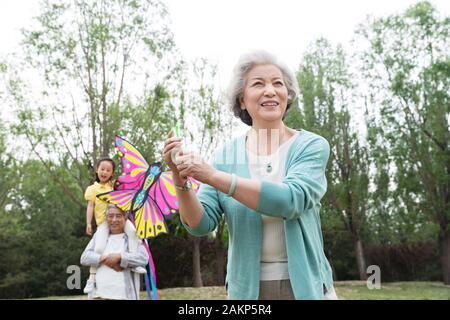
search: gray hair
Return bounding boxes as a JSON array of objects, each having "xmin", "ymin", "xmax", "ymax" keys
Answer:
[
  {"xmin": 106, "ymin": 204, "xmax": 127, "ymax": 219},
  {"xmin": 227, "ymin": 50, "xmax": 299, "ymax": 126}
]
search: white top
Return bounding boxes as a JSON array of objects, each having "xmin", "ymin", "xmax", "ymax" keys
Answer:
[
  {"xmin": 247, "ymin": 131, "xmax": 299, "ymax": 281},
  {"xmin": 94, "ymin": 233, "xmax": 127, "ymax": 300}
]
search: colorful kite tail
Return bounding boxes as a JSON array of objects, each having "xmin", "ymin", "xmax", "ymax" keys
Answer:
[
  {"xmin": 143, "ymin": 238, "xmax": 160, "ymax": 300},
  {"xmin": 127, "ymin": 211, "xmax": 160, "ymax": 300}
]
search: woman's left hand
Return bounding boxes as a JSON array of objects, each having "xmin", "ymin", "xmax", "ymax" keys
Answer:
[{"xmin": 175, "ymin": 150, "xmax": 216, "ymax": 184}]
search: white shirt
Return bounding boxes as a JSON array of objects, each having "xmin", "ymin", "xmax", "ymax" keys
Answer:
[
  {"xmin": 247, "ymin": 131, "xmax": 299, "ymax": 281},
  {"xmin": 94, "ymin": 233, "xmax": 127, "ymax": 300}
]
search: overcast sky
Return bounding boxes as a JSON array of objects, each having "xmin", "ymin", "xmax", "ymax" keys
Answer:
[
  {"xmin": 0, "ymin": 0, "xmax": 448, "ymax": 151},
  {"xmin": 164, "ymin": 0, "xmax": 450, "ymax": 88},
  {"xmin": 1, "ymin": 0, "xmax": 449, "ymax": 91}
]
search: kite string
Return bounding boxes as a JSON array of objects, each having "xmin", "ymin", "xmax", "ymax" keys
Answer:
[
  {"xmin": 143, "ymin": 269, "xmax": 152, "ymax": 299},
  {"xmin": 127, "ymin": 211, "xmax": 159, "ymax": 300}
]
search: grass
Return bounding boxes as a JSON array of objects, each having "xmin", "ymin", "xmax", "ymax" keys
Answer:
[
  {"xmin": 334, "ymin": 281, "xmax": 450, "ymax": 300},
  {"xmin": 36, "ymin": 281, "xmax": 450, "ymax": 300}
]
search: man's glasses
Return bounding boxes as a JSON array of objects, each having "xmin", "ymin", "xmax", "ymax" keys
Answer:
[{"xmin": 107, "ymin": 213, "xmax": 125, "ymax": 220}]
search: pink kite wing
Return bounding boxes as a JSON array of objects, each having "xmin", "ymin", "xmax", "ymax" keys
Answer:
[
  {"xmin": 149, "ymin": 172, "xmax": 202, "ymax": 219},
  {"xmin": 114, "ymin": 136, "xmax": 149, "ymax": 190},
  {"xmin": 104, "ymin": 136, "xmax": 203, "ymax": 240},
  {"xmin": 134, "ymin": 196, "xmax": 169, "ymax": 239},
  {"xmin": 97, "ymin": 189, "xmax": 136, "ymax": 213},
  {"xmin": 115, "ymin": 169, "xmax": 146, "ymax": 191},
  {"xmin": 150, "ymin": 172, "xmax": 179, "ymax": 218}
]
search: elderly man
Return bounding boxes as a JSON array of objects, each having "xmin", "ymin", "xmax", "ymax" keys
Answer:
[{"xmin": 80, "ymin": 204, "xmax": 148, "ymax": 300}]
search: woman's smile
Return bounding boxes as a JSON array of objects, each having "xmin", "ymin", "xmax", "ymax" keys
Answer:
[{"xmin": 260, "ymin": 100, "xmax": 280, "ymax": 109}]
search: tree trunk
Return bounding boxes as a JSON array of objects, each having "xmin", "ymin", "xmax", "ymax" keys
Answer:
[
  {"xmin": 327, "ymin": 250, "xmax": 338, "ymax": 281},
  {"xmin": 439, "ymin": 226, "xmax": 450, "ymax": 285},
  {"xmin": 214, "ymin": 221, "xmax": 226, "ymax": 285},
  {"xmin": 353, "ymin": 237, "xmax": 367, "ymax": 280},
  {"xmin": 332, "ymin": 263, "xmax": 338, "ymax": 282},
  {"xmin": 91, "ymin": 108, "xmax": 97, "ymax": 164},
  {"xmin": 191, "ymin": 235, "xmax": 203, "ymax": 287},
  {"xmin": 442, "ymin": 165, "xmax": 450, "ymax": 285}
]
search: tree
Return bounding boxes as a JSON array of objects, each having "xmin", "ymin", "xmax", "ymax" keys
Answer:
[
  {"xmin": 2, "ymin": 0, "xmax": 219, "ymax": 295},
  {"xmin": 174, "ymin": 57, "xmax": 234, "ymax": 287},
  {"xmin": 286, "ymin": 38, "xmax": 370, "ymax": 280},
  {"xmin": 0, "ymin": 158, "xmax": 88, "ymax": 298},
  {"xmin": 356, "ymin": 1, "xmax": 450, "ymax": 283},
  {"xmin": 6, "ymin": 0, "xmax": 180, "ymax": 208}
]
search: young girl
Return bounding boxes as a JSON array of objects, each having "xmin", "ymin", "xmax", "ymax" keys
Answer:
[{"xmin": 83, "ymin": 157, "xmax": 146, "ymax": 297}]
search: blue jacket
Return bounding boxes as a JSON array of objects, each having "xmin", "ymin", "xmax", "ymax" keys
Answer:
[{"xmin": 183, "ymin": 129, "xmax": 334, "ymax": 299}]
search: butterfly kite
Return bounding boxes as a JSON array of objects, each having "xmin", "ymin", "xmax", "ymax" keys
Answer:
[{"xmin": 97, "ymin": 135, "xmax": 201, "ymax": 299}]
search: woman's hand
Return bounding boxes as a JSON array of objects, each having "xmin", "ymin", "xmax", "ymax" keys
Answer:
[
  {"xmin": 175, "ymin": 150, "xmax": 216, "ymax": 184},
  {"xmin": 163, "ymin": 130, "xmax": 184, "ymax": 179}
]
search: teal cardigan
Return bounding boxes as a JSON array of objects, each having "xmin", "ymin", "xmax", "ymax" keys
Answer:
[{"xmin": 182, "ymin": 129, "xmax": 334, "ymax": 299}]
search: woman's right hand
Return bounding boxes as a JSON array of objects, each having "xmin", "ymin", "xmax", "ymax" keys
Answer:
[{"xmin": 163, "ymin": 130, "xmax": 184, "ymax": 179}]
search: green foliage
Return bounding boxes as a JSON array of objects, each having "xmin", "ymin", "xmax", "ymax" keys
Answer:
[
  {"xmin": 1, "ymin": 0, "xmax": 449, "ymax": 297},
  {"xmin": 179, "ymin": 57, "xmax": 234, "ymax": 158},
  {"xmin": 1, "ymin": 0, "xmax": 185, "ymax": 298},
  {"xmin": 10, "ymin": 0, "xmax": 179, "ymax": 172},
  {"xmin": 0, "ymin": 160, "xmax": 88, "ymax": 298},
  {"xmin": 113, "ymin": 84, "xmax": 177, "ymax": 165},
  {"xmin": 357, "ymin": 0, "xmax": 449, "ymax": 239},
  {"xmin": 287, "ymin": 37, "xmax": 371, "ymax": 279},
  {"xmin": 356, "ymin": 1, "xmax": 450, "ymax": 283}
]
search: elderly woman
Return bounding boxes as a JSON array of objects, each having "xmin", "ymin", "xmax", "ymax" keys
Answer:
[
  {"xmin": 163, "ymin": 50, "xmax": 337, "ymax": 300},
  {"xmin": 80, "ymin": 204, "xmax": 148, "ymax": 300}
]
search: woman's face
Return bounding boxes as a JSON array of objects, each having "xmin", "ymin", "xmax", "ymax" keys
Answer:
[
  {"xmin": 96, "ymin": 161, "xmax": 114, "ymax": 183},
  {"xmin": 240, "ymin": 64, "xmax": 288, "ymax": 126}
]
